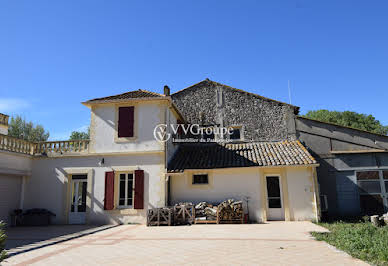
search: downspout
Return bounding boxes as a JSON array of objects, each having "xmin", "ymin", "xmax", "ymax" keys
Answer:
[
  {"xmin": 311, "ymin": 166, "xmax": 321, "ymax": 222},
  {"xmin": 20, "ymin": 175, "xmax": 27, "ymax": 210},
  {"xmin": 164, "ymin": 104, "xmax": 168, "ymax": 207}
]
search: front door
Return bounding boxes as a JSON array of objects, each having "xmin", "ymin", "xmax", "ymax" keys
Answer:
[
  {"xmin": 266, "ymin": 176, "xmax": 285, "ymax": 221},
  {"xmin": 69, "ymin": 175, "xmax": 87, "ymax": 224}
]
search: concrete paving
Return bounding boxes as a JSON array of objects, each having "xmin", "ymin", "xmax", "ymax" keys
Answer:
[{"xmin": 3, "ymin": 222, "xmax": 367, "ymax": 265}]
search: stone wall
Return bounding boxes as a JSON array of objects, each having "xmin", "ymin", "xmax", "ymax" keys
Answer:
[{"xmin": 172, "ymin": 80, "xmax": 298, "ymax": 141}]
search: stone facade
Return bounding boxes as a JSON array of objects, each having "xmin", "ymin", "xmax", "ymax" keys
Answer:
[{"xmin": 172, "ymin": 79, "xmax": 299, "ymax": 141}]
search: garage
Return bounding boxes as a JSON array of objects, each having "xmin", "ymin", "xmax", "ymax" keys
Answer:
[{"xmin": 0, "ymin": 175, "xmax": 22, "ymax": 225}]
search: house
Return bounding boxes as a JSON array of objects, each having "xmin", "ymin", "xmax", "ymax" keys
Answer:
[
  {"xmin": 0, "ymin": 90, "xmax": 183, "ymax": 225},
  {"xmin": 171, "ymin": 79, "xmax": 388, "ymax": 217},
  {"xmin": 2, "ymin": 79, "xmax": 384, "ymax": 225}
]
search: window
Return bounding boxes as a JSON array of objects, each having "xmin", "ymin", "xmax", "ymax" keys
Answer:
[
  {"xmin": 357, "ymin": 171, "xmax": 381, "ymax": 194},
  {"xmin": 118, "ymin": 106, "xmax": 134, "ymax": 138},
  {"xmin": 192, "ymin": 174, "xmax": 208, "ymax": 185},
  {"xmin": 119, "ymin": 173, "xmax": 134, "ymax": 207},
  {"xmin": 356, "ymin": 170, "xmax": 387, "ymax": 215},
  {"xmin": 229, "ymin": 127, "xmax": 242, "ymax": 140}
]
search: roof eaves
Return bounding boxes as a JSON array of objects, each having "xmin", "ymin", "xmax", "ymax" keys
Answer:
[
  {"xmin": 209, "ymin": 80, "xmax": 300, "ymax": 111},
  {"xmin": 81, "ymin": 96, "xmax": 168, "ymax": 107},
  {"xmin": 172, "ymin": 79, "xmax": 300, "ymax": 113},
  {"xmin": 297, "ymin": 116, "xmax": 388, "ymax": 139},
  {"xmin": 167, "ymin": 163, "xmax": 320, "ymax": 173},
  {"xmin": 171, "ymin": 79, "xmax": 210, "ymax": 95}
]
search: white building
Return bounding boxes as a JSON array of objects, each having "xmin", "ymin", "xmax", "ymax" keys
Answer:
[{"xmin": 0, "ymin": 87, "xmax": 320, "ymax": 225}]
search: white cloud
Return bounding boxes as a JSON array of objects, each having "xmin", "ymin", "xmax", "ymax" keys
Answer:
[{"xmin": 0, "ymin": 98, "xmax": 30, "ymax": 113}]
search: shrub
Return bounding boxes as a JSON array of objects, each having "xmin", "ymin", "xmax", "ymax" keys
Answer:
[{"xmin": 0, "ymin": 221, "xmax": 7, "ymax": 262}]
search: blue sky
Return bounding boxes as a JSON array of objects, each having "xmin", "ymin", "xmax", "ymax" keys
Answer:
[{"xmin": 1, "ymin": 1, "xmax": 387, "ymax": 140}]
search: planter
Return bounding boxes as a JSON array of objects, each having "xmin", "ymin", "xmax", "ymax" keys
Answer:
[
  {"xmin": 22, "ymin": 214, "xmax": 51, "ymax": 226},
  {"xmin": 21, "ymin": 209, "xmax": 56, "ymax": 226}
]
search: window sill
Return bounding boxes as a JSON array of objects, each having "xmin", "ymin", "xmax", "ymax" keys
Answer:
[
  {"xmin": 106, "ymin": 208, "xmax": 140, "ymax": 215},
  {"xmin": 117, "ymin": 206, "xmax": 133, "ymax": 209},
  {"xmin": 114, "ymin": 136, "xmax": 137, "ymax": 143}
]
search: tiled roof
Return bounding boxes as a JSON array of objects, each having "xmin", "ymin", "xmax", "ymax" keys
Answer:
[
  {"xmin": 167, "ymin": 140, "xmax": 317, "ymax": 172},
  {"xmin": 85, "ymin": 89, "xmax": 165, "ymax": 103}
]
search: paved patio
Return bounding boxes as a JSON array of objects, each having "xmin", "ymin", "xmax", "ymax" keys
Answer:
[{"xmin": 3, "ymin": 222, "xmax": 366, "ymax": 265}]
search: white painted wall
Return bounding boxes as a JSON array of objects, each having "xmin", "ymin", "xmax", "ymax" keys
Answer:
[
  {"xmin": 24, "ymin": 153, "xmax": 165, "ymax": 225},
  {"xmin": 170, "ymin": 168, "xmax": 263, "ymax": 222},
  {"xmin": 0, "ymin": 175, "xmax": 22, "ymax": 225},
  {"xmin": 0, "ymin": 151, "xmax": 32, "ymax": 176},
  {"xmin": 0, "ymin": 151, "xmax": 31, "ymax": 225},
  {"xmin": 89, "ymin": 102, "xmax": 165, "ymax": 153},
  {"xmin": 170, "ymin": 166, "xmax": 316, "ymax": 222},
  {"xmin": 286, "ymin": 167, "xmax": 316, "ymax": 221},
  {"xmin": 0, "ymin": 125, "xmax": 8, "ymax": 135}
]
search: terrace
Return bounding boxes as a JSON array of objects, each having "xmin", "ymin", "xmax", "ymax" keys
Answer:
[{"xmin": 0, "ymin": 134, "xmax": 89, "ymax": 156}]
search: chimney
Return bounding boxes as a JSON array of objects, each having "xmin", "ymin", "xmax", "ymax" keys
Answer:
[{"xmin": 163, "ymin": 85, "xmax": 170, "ymax": 96}]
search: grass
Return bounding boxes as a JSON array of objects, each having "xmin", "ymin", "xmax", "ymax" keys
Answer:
[{"xmin": 311, "ymin": 220, "xmax": 388, "ymax": 265}]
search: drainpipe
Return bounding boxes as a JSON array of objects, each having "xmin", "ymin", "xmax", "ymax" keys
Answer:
[
  {"xmin": 20, "ymin": 176, "xmax": 26, "ymax": 210},
  {"xmin": 311, "ymin": 167, "xmax": 321, "ymax": 222}
]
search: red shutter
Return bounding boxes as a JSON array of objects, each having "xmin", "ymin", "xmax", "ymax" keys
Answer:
[
  {"xmin": 118, "ymin": 106, "xmax": 134, "ymax": 138},
  {"xmin": 104, "ymin": 171, "xmax": 115, "ymax": 210},
  {"xmin": 134, "ymin": 170, "xmax": 144, "ymax": 209}
]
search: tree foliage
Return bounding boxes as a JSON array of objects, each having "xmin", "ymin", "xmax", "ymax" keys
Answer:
[
  {"xmin": 303, "ymin": 110, "xmax": 388, "ymax": 135},
  {"xmin": 0, "ymin": 221, "xmax": 7, "ymax": 262},
  {"xmin": 69, "ymin": 127, "xmax": 90, "ymax": 140},
  {"xmin": 8, "ymin": 115, "xmax": 50, "ymax": 141}
]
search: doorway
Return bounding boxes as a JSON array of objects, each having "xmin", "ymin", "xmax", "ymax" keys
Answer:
[
  {"xmin": 266, "ymin": 175, "xmax": 285, "ymax": 221},
  {"xmin": 69, "ymin": 175, "xmax": 87, "ymax": 224}
]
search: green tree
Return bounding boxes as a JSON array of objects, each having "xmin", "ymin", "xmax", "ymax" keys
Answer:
[
  {"xmin": 8, "ymin": 115, "xmax": 49, "ymax": 141},
  {"xmin": 303, "ymin": 110, "xmax": 388, "ymax": 135},
  {"xmin": 69, "ymin": 126, "xmax": 90, "ymax": 140},
  {"xmin": 0, "ymin": 221, "xmax": 7, "ymax": 262}
]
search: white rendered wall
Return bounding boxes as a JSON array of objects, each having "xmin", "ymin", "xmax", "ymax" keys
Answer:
[
  {"xmin": 0, "ymin": 125, "xmax": 8, "ymax": 135},
  {"xmin": 89, "ymin": 102, "xmax": 165, "ymax": 153},
  {"xmin": 170, "ymin": 168, "xmax": 263, "ymax": 222},
  {"xmin": 286, "ymin": 167, "xmax": 316, "ymax": 221},
  {"xmin": 24, "ymin": 153, "xmax": 165, "ymax": 225},
  {"xmin": 170, "ymin": 166, "xmax": 316, "ymax": 222},
  {"xmin": 0, "ymin": 151, "xmax": 32, "ymax": 176}
]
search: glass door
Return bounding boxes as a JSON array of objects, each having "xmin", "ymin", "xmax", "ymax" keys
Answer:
[
  {"xmin": 266, "ymin": 176, "xmax": 284, "ymax": 221},
  {"xmin": 69, "ymin": 175, "xmax": 87, "ymax": 224}
]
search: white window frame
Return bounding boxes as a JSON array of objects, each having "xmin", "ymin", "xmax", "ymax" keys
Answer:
[
  {"xmin": 265, "ymin": 174, "xmax": 283, "ymax": 209},
  {"xmin": 118, "ymin": 172, "xmax": 135, "ymax": 208}
]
